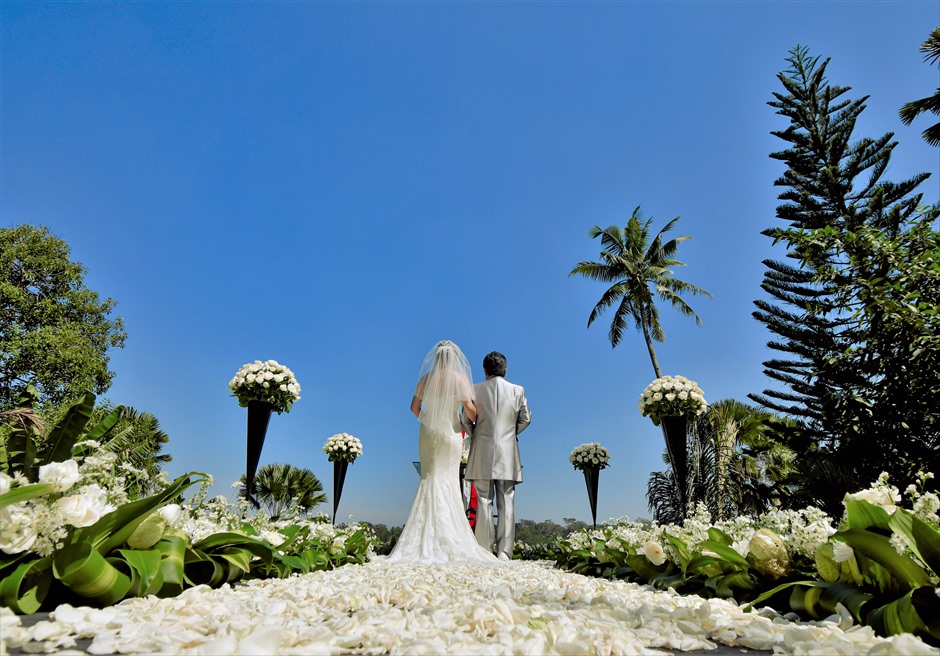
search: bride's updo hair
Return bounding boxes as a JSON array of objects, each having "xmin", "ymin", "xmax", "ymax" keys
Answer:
[{"xmin": 483, "ymin": 351, "xmax": 507, "ymax": 377}]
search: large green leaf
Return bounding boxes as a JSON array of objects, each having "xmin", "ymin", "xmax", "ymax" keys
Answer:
[
  {"xmin": 53, "ymin": 542, "xmax": 130, "ymax": 606},
  {"xmin": 843, "ymin": 498, "xmax": 893, "ymax": 533},
  {"xmin": 866, "ymin": 587, "xmax": 935, "ymax": 639},
  {"xmin": 83, "ymin": 406, "xmax": 123, "ymax": 442},
  {"xmin": 0, "ymin": 557, "xmax": 51, "ymax": 614},
  {"xmin": 698, "ymin": 540, "xmax": 751, "ymax": 569},
  {"xmin": 0, "ymin": 483, "xmax": 56, "ymax": 510},
  {"xmin": 184, "ymin": 549, "xmax": 226, "ymax": 587},
  {"xmin": 708, "ymin": 570, "xmax": 758, "ymax": 598},
  {"xmin": 887, "ymin": 509, "xmax": 940, "ymax": 577},
  {"xmin": 115, "ymin": 548, "xmax": 164, "ymax": 597},
  {"xmin": 44, "ymin": 392, "xmax": 96, "ymax": 465},
  {"xmin": 65, "ymin": 473, "xmax": 204, "ymax": 553},
  {"xmin": 154, "ymin": 536, "xmax": 187, "ymax": 598},
  {"xmin": 836, "ymin": 529, "xmax": 933, "ymax": 590}
]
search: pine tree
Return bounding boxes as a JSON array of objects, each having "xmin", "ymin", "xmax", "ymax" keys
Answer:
[{"xmin": 751, "ymin": 46, "xmax": 936, "ymax": 499}]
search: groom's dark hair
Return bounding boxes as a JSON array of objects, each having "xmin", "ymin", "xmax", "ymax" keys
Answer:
[{"xmin": 483, "ymin": 351, "xmax": 508, "ymax": 378}]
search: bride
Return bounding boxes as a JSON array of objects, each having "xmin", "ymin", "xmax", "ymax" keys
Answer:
[{"xmin": 386, "ymin": 340, "xmax": 502, "ymax": 565}]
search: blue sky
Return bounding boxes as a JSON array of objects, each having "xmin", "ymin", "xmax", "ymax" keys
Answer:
[{"xmin": 3, "ymin": 1, "xmax": 937, "ymax": 527}]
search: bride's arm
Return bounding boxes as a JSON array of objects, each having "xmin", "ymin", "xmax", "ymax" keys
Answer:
[
  {"xmin": 463, "ymin": 399, "xmax": 477, "ymax": 423},
  {"xmin": 410, "ymin": 395, "xmax": 422, "ymax": 419}
]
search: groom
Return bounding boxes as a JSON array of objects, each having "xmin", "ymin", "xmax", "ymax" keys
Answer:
[{"xmin": 462, "ymin": 351, "xmax": 532, "ymax": 560}]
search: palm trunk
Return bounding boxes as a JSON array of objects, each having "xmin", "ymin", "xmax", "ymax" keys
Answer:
[{"xmin": 641, "ymin": 324, "xmax": 662, "ymax": 378}]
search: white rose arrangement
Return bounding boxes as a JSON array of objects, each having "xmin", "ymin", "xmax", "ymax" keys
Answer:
[
  {"xmin": 323, "ymin": 433, "xmax": 363, "ymax": 464},
  {"xmin": 569, "ymin": 442, "xmax": 611, "ymax": 472},
  {"xmin": 0, "ymin": 452, "xmax": 131, "ymax": 556},
  {"xmin": 229, "ymin": 360, "xmax": 301, "ymax": 414},
  {"xmin": 638, "ymin": 375, "xmax": 707, "ymax": 423}
]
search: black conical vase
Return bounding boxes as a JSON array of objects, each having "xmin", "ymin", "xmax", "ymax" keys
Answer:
[
  {"xmin": 582, "ymin": 466, "xmax": 600, "ymax": 528},
  {"xmin": 245, "ymin": 400, "xmax": 274, "ymax": 508},
  {"xmin": 332, "ymin": 459, "xmax": 350, "ymax": 525},
  {"xmin": 660, "ymin": 415, "xmax": 688, "ymax": 518}
]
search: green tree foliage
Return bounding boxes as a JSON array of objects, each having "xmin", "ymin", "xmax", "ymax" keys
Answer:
[
  {"xmin": 647, "ymin": 399, "xmax": 798, "ymax": 523},
  {"xmin": 569, "ymin": 206, "xmax": 712, "ymax": 378},
  {"xmin": 93, "ymin": 404, "xmax": 173, "ymax": 499},
  {"xmin": 0, "ymin": 225, "xmax": 127, "ymax": 411},
  {"xmin": 899, "ymin": 27, "xmax": 940, "ymax": 147},
  {"xmin": 237, "ymin": 463, "xmax": 326, "ymax": 520},
  {"xmin": 752, "ymin": 46, "xmax": 939, "ymax": 501}
]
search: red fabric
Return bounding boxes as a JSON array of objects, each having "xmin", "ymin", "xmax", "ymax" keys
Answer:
[{"xmin": 467, "ymin": 483, "xmax": 478, "ymax": 529}]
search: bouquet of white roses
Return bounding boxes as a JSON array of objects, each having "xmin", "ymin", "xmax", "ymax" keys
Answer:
[
  {"xmin": 229, "ymin": 360, "xmax": 301, "ymax": 414},
  {"xmin": 323, "ymin": 433, "xmax": 363, "ymax": 464},
  {"xmin": 569, "ymin": 442, "xmax": 611, "ymax": 472},
  {"xmin": 638, "ymin": 374, "xmax": 707, "ymax": 422}
]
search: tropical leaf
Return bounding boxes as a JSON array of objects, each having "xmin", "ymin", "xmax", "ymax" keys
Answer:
[
  {"xmin": 155, "ymin": 536, "xmax": 187, "ymax": 598},
  {"xmin": 0, "ymin": 557, "xmax": 52, "ymax": 614},
  {"xmin": 866, "ymin": 587, "xmax": 938, "ymax": 640},
  {"xmin": 835, "ymin": 529, "xmax": 933, "ymax": 590},
  {"xmin": 887, "ymin": 509, "xmax": 940, "ymax": 577},
  {"xmin": 0, "ymin": 483, "xmax": 56, "ymax": 510},
  {"xmin": 64, "ymin": 473, "xmax": 203, "ymax": 553},
  {"xmin": 115, "ymin": 548, "xmax": 163, "ymax": 597},
  {"xmin": 44, "ymin": 392, "xmax": 96, "ymax": 465},
  {"xmin": 53, "ymin": 542, "xmax": 131, "ymax": 606}
]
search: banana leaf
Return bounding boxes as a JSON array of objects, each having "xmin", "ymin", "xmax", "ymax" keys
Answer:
[
  {"xmin": 0, "ymin": 556, "xmax": 52, "ymax": 614},
  {"xmin": 53, "ymin": 542, "xmax": 131, "ymax": 606},
  {"xmin": 115, "ymin": 548, "xmax": 164, "ymax": 597},
  {"xmin": 836, "ymin": 529, "xmax": 933, "ymax": 590},
  {"xmin": 44, "ymin": 392, "xmax": 96, "ymax": 465},
  {"xmin": 698, "ymin": 540, "xmax": 751, "ymax": 569},
  {"xmin": 844, "ymin": 498, "xmax": 892, "ymax": 533},
  {"xmin": 64, "ymin": 473, "xmax": 203, "ymax": 554},
  {"xmin": 867, "ymin": 586, "xmax": 940, "ymax": 640},
  {"xmin": 887, "ymin": 510, "xmax": 940, "ymax": 577},
  {"xmin": 216, "ymin": 549, "xmax": 253, "ymax": 578},
  {"xmin": 706, "ymin": 527, "xmax": 734, "ymax": 546},
  {"xmin": 0, "ymin": 483, "xmax": 56, "ymax": 510},
  {"xmin": 710, "ymin": 570, "xmax": 759, "ymax": 598},
  {"xmin": 154, "ymin": 536, "xmax": 187, "ymax": 598},
  {"xmin": 184, "ymin": 549, "xmax": 227, "ymax": 587},
  {"xmin": 664, "ymin": 534, "xmax": 692, "ymax": 570},
  {"xmin": 82, "ymin": 406, "xmax": 123, "ymax": 442}
]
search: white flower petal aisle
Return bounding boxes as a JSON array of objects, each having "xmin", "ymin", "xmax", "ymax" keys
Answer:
[{"xmin": 3, "ymin": 561, "xmax": 937, "ymax": 655}]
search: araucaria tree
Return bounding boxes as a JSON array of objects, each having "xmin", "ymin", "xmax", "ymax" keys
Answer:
[
  {"xmin": 569, "ymin": 206, "xmax": 712, "ymax": 378},
  {"xmin": 752, "ymin": 45, "xmax": 939, "ymax": 509},
  {"xmin": 1, "ymin": 225, "xmax": 127, "ymax": 410}
]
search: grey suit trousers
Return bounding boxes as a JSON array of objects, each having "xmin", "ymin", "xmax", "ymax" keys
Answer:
[{"xmin": 473, "ymin": 479, "xmax": 515, "ymax": 559}]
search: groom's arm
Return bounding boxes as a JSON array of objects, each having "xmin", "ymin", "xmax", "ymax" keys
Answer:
[
  {"xmin": 516, "ymin": 391, "xmax": 531, "ymax": 436},
  {"xmin": 459, "ymin": 406, "xmax": 475, "ymax": 436}
]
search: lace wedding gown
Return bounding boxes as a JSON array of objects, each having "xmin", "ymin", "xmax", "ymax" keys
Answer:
[{"xmin": 386, "ymin": 421, "xmax": 501, "ymax": 566}]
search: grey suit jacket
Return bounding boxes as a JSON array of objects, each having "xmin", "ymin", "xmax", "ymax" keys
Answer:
[{"xmin": 463, "ymin": 376, "xmax": 531, "ymax": 483}]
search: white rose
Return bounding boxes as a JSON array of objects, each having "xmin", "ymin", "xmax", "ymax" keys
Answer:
[
  {"xmin": 55, "ymin": 494, "xmax": 104, "ymax": 527},
  {"xmin": 0, "ymin": 506, "xmax": 38, "ymax": 554},
  {"xmin": 157, "ymin": 504, "xmax": 183, "ymax": 526},
  {"xmin": 653, "ymin": 392, "xmax": 663, "ymax": 401},
  {"xmin": 832, "ymin": 541, "xmax": 855, "ymax": 563},
  {"xmin": 263, "ymin": 372, "xmax": 274, "ymax": 380},
  {"xmin": 644, "ymin": 541, "xmax": 666, "ymax": 566},
  {"xmin": 38, "ymin": 460, "xmax": 80, "ymax": 493},
  {"xmin": 665, "ymin": 393, "xmax": 676, "ymax": 401}
]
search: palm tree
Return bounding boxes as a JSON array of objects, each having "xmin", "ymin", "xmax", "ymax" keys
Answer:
[
  {"xmin": 98, "ymin": 406, "xmax": 172, "ymax": 499},
  {"xmin": 238, "ymin": 463, "xmax": 326, "ymax": 520},
  {"xmin": 569, "ymin": 206, "xmax": 712, "ymax": 378},
  {"xmin": 899, "ymin": 27, "xmax": 940, "ymax": 146}
]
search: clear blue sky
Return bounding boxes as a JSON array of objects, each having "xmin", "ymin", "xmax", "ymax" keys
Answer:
[{"xmin": 3, "ymin": 1, "xmax": 937, "ymax": 527}]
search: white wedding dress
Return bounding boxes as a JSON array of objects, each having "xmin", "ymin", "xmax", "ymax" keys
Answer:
[{"xmin": 386, "ymin": 420, "xmax": 501, "ymax": 566}]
